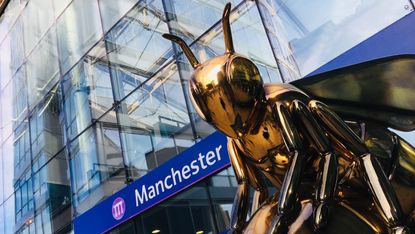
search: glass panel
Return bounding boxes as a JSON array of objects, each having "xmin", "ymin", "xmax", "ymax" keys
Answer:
[
  {"xmin": 32, "ymin": 151, "xmax": 72, "ymax": 233},
  {"xmin": 9, "ymin": 16, "xmax": 25, "ymax": 77},
  {"xmin": 0, "ymin": 2, "xmax": 23, "ymax": 89},
  {"xmin": 210, "ymin": 168, "xmax": 236, "ymax": 187},
  {"xmin": 260, "ymin": 0, "xmax": 413, "ymax": 76},
  {"xmin": 206, "ymin": 167, "xmax": 238, "ymax": 230},
  {"xmin": 62, "ymin": 41, "xmax": 115, "ymax": 140},
  {"xmin": 14, "ymin": 169, "xmax": 33, "ymax": 223},
  {"xmin": 57, "ymin": 0, "xmax": 103, "ymax": 74},
  {"xmin": 0, "ymin": 205, "xmax": 4, "ymax": 234},
  {"xmin": 0, "ymin": 153, "xmax": 3, "ymax": 203},
  {"xmin": 0, "ymin": 0, "xmax": 24, "ymax": 43},
  {"xmin": 4, "ymin": 195, "xmax": 16, "ymax": 234},
  {"xmin": 15, "ymin": 183, "xmax": 21, "ymax": 219},
  {"xmin": 35, "ymin": 212, "xmax": 42, "ymax": 234},
  {"xmin": 0, "ymin": 15, "xmax": 8, "ymax": 45},
  {"xmin": 70, "ymin": 121, "xmax": 126, "ymax": 215},
  {"xmin": 184, "ymin": 1, "xmax": 278, "ymax": 70},
  {"xmin": 0, "ymin": 94, "xmax": 2, "ymax": 144},
  {"xmin": 105, "ymin": 0, "xmax": 171, "ymax": 101},
  {"xmin": 0, "ymin": 38, "xmax": 12, "ymax": 90},
  {"xmin": 165, "ymin": 0, "xmax": 242, "ymax": 44},
  {"xmin": 0, "ymin": 67, "xmax": 28, "ymax": 143},
  {"xmin": 256, "ymin": 0, "xmax": 301, "ymax": 82},
  {"xmin": 41, "ymin": 205, "xmax": 52, "ymax": 234},
  {"xmin": 98, "ymin": 0, "xmax": 137, "ymax": 32},
  {"xmin": 2, "ymin": 120, "xmax": 31, "ymax": 201},
  {"xmin": 117, "ymin": 62, "xmax": 194, "ymax": 179},
  {"xmin": 0, "ymin": 13, "xmax": 5, "ymax": 43},
  {"xmin": 23, "ymin": 0, "xmax": 55, "ymax": 54},
  {"xmin": 26, "ymin": 25, "xmax": 60, "ymax": 110},
  {"xmin": 29, "ymin": 84, "xmax": 65, "ymax": 169},
  {"xmin": 52, "ymin": 0, "xmax": 72, "ymax": 18},
  {"xmin": 12, "ymin": 124, "xmax": 31, "ymax": 183}
]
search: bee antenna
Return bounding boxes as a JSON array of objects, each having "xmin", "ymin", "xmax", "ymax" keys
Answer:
[
  {"xmin": 162, "ymin": 34, "xmax": 200, "ymax": 69},
  {"xmin": 222, "ymin": 3, "xmax": 234, "ymax": 54}
]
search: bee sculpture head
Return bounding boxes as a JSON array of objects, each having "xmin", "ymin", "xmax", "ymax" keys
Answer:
[{"xmin": 163, "ymin": 3, "xmax": 266, "ymax": 138}]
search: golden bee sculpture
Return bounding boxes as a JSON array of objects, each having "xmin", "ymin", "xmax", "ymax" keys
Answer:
[{"xmin": 163, "ymin": 3, "xmax": 415, "ymax": 234}]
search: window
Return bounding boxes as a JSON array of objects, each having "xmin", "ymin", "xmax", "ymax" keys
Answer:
[
  {"xmin": 57, "ymin": 0, "xmax": 103, "ymax": 73},
  {"xmin": 105, "ymin": 0, "xmax": 171, "ymax": 100},
  {"xmin": 62, "ymin": 42, "xmax": 115, "ymax": 140},
  {"xmin": 70, "ymin": 122, "xmax": 125, "ymax": 215},
  {"xmin": 26, "ymin": 26, "xmax": 60, "ymax": 110}
]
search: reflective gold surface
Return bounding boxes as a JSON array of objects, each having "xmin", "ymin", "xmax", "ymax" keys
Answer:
[
  {"xmin": 163, "ymin": 2, "xmax": 414, "ymax": 233},
  {"xmin": 188, "ymin": 54, "xmax": 266, "ymax": 138},
  {"xmin": 0, "ymin": 0, "xmax": 9, "ymax": 16},
  {"xmin": 246, "ymin": 199, "xmax": 386, "ymax": 234}
]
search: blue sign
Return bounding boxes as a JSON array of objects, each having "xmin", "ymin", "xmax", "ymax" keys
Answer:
[{"xmin": 74, "ymin": 131, "xmax": 230, "ymax": 234}]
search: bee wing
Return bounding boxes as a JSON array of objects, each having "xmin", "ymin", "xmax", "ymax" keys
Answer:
[{"xmin": 292, "ymin": 55, "xmax": 415, "ymax": 131}]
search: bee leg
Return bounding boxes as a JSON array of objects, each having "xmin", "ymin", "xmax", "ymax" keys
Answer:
[
  {"xmin": 308, "ymin": 100, "xmax": 410, "ymax": 233},
  {"xmin": 290, "ymin": 100, "xmax": 338, "ymax": 231},
  {"xmin": 268, "ymin": 103, "xmax": 307, "ymax": 234},
  {"xmin": 245, "ymin": 160, "xmax": 269, "ymax": 215},
  {"xmin": 250, "ymin": 170, "xmax": 269, "ymax": 215},
  {"xmin": 228, "ymin": 139, "xmax": 269, "ymax": 233}
]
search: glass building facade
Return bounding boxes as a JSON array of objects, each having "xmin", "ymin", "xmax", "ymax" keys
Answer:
[{"xmin": 0, "ymin": 0, "xmax": 413, "ymax": 233}]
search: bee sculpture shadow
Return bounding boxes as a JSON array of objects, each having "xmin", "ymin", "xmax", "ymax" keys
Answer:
[{"xmin": 163, "ymin": 3, "xmax": 415, "ymax": 234}]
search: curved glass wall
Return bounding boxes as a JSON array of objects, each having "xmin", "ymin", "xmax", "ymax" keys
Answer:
[{"xmin": 0, "ymin": 0, "xmax": 413, "ymax": 233}]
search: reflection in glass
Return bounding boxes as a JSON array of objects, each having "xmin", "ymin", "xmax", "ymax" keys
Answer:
[
  {"xmin": 0, "ymin": 205, "xmax": 3, "ymax": 233},
  {"xmin": 26, "ymin": 26, "xmax": 60, "ymax": 109},
  {"xmin": 0, "ymin": 37, "xmax": 12, "ymax": 90},
  {"xmin": 9, "ymin": 17, "xmax": 24, "ymax": 76},
  {"xmin": 70, "ymin": 122, "xmax": 126, "ymax": 215},
  {"xmin": 51, "ymin": 0, "xmax": 72, "ymax": 19},
  {"xmin": 0, "ymin": 0, "xmax": 23, "ymax": 44},
  {"xmin": 14, "ymin": 170, "xmax": 33, "ymax": 222},
  {"xmin": 0, "ymin": 154, "xmax": 3, "ymax": 203},
  {"xmin": 4, "ymin": 195, "xmax": 16, "ymax": 234},
  {"xmin": 30, "ymin": 84, "xmax": 65, "ymax": 169},
  {"xmin": 0, "ymin": 66, "xmax": 28, "ymax": 140},
  {"xmin": 1, "ymin": 135, "xmax": 16, "ymax": 200},
  {"xmin": 210, "ymin": 168, "xmax": 237, "ymax": 187},
  {"xmin": 32, "ymin": 151, "xmax": 71, "ymax": 233},
  {"xmin": 98, "ymin": 0, "xmax": 137, "ymax": 32},
  {"xmin": 62, "ymin": 42, "xmax": 115, "ymax": 140},
  {"xmin": 118, "ymin": 63, "xmax": 194, "ymax": 179},
  {"xmin": 106, "ymin": 0, "xmax": 171, "ymax": 101},
  {"xmin": 260, "ymin": 0, "xmax": 413, "ymax": 76},
  {"xmin": 23, "ymin": 0, "xmax": 55, "ymax": 54},
  {"xmin": 41, "ymin": 205, "xmax": 52, "ymax": 234},
  {"xmin": 256, "ymin": 0, "xmax": 301, "ymax": 82},
  {"xmin": 12, "ymin": 123, "xmax": 30, "ymax": 182},
  {"xmin": 193, "ymin": 1, "xmax": 277, "ymax": 69},
  {"xmin": 164, "ymin": 0, "xmax": 242, "ymax": 44},
  {"xmin": 57, "ymin": 0, "xmax": 103, "ymax": 73}
]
